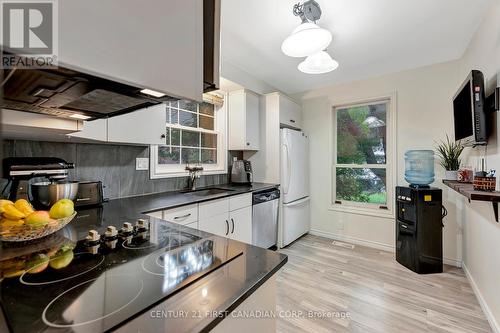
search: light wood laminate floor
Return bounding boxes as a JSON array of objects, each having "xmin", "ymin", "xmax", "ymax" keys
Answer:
[{"xmin": 276, "ymin": 234, "xmax": 491, "ymax": 333}]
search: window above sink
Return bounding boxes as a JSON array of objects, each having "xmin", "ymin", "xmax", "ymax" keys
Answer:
[{"xmin": 150, "ymin": 93, "xmax": 228, "ymax": 179}]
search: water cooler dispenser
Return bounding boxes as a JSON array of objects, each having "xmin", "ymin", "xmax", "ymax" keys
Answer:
[{"xmin": 396, "ymin": 186, "xmax": 443, "ymax": 274}]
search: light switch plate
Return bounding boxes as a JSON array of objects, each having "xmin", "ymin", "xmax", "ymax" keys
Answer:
[{"xmin": 136, "ymin": 157, "xmax": 149, "ymax": 171}]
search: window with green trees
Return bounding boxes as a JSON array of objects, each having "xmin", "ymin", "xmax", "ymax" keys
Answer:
[{"xmin": 334, "ymin": 100, "xmax": 390, "ymax": 209}]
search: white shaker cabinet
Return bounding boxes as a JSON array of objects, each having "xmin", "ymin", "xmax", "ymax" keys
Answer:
[
  {"xmin": 59, "ymin": 0, "xmax": 204, "ymax": 102},
  {"xmin": 229, "ymin": 206, "xmax": 252, "ymax": 244},
  {"xmin": 70, "ymin": 104, "xmax": 167, "ymax": 145},
  {"xmin": 228, "ymin": 90, "xmax": 260, "ymax": 150},
  {"xmin": 197, "ymin": 194, "xmax": 253, "ymax": 243},
  {"xmin": 68, "ymin": 118, "xmax": 108, "ymax": 142},
  {"xmin": 198, "ymin": 213, "xmax": 230, "ymax": 238},
  {"xmin": 108, "ymin": 104, "xmax": 167, "ymax": 145},
  {"xmin": 275, "ymin": 93, "xmax": 302, "ymax": 129}
]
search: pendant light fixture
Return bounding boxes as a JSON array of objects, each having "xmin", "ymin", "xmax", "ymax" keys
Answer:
[
  {"xmin": 281, "ymin": 22, "xmax": 332, "ymax": 57},
  {"xmin": 282, "ymin": 1, "xmax": 339, "ymax": 74},
  {"xmin": 298, "ymin": 50, "xmax": 339, "ymax": 74}
]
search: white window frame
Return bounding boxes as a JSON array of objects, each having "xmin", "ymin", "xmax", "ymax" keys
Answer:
[
  {"xmin": 330, "ymin": 93, "xmax": 397, "ymax": 218},
  {"xmin": 150, "ymin": 94, "xmax": 228, "ymax": 179}
]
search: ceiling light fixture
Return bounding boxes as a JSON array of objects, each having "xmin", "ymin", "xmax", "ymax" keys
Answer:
[
  {"xmin": 298, "ymin": 50, "xmax": 339, "ymax": 74},
  {"xmin": 140, "ymin": 89, "xmax": 166, "ymax": 98},
  {"xmin": 281, "ymin": 22, "xmax": 332, "ymax": 57},
  {"xmin": 69, "ymin": 114, "xmax": 92, "ymax": 120},
  {"xmin": 282, "ymin": 1, "xmax": 339, "ymax": 74}
]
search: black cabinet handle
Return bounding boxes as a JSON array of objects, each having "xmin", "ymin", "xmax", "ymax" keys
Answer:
[
  {"xmin": 174, "ymin": 213, "xmax": 191, "ymax": 220},
  {"xmin": 230, "ymin": 218, "xmax": 235, "ymax": 234},
  {"xmin": 290, "ymin": 119, "xmax": 296, "ymax": 123},
  {"xmin": 160, "ymin": 134, "xmax": 166, "ymax": 139},
  {"xmin": 246, "ymin": 142, "xmax": 250, "ymax": 146},
  {"xmin": 225, "ymin": 220, "xmax": 229, "ymax": 235}
]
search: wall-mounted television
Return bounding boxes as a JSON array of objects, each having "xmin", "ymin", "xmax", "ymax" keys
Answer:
[{"xmin": 453, "ymin": 70, "xmax": 488, "ymax": 146}]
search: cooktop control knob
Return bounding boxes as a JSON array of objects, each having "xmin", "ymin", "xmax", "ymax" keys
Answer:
[
  {"xmin": 121, "ymin": 222, "xmax": 134, "ymax": 234},
  {"xmin": 136, "ymin": 219, "xmax": 148, "ymax": 231},
  {"xmin": 86, "ymin": 230, "xmax": 100, "ymax": 242},
  {"xmin": 105, "ymin": 226, "xmax": 118, "ymax": 238}
]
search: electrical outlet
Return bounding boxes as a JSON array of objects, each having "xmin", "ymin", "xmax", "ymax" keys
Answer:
[{"xmin": 136, "ymin": 158, "xmax": 149, "ymax": 171}]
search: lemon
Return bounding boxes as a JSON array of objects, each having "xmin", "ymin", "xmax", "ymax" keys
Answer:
[{"xmin": 49, "ymin": 199, "xmax": 75, "ymax": 219}]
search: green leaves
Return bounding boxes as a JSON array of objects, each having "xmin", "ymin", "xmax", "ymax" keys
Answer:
[{"xmin": 435, "ymin": 135, "xmax": 464, "ymax": 171}]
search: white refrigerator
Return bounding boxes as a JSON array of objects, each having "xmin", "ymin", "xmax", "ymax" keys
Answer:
[{"xmin": 281, "ymin": 128, "xmax": 310, "ymax": 247}]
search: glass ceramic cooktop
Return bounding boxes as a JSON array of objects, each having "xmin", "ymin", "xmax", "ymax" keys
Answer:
[{"xmin": 0, "ymin": 219, "xmax": 242, "ymax": 332}]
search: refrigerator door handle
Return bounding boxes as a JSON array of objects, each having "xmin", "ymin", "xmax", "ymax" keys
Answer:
[
  {"xmin": 282, "ymin": 143, "xmax": 291, "ymax": 194},
  {"xmin": 284, "ymin": 197, "xmax": 310, "ymax": 207}
]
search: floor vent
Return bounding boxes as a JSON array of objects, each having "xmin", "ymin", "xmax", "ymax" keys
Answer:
[{"xmin": 332, "ymin": 241, "xmax": 355, "ymax": 249}]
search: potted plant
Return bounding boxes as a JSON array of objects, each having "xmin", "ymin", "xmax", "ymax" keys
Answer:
[{"xmin": 435, "ymin": 135, "xmax": 464, "ymax": 180}]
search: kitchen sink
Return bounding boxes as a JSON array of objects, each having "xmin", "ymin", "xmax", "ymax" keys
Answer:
[{"xmin": 184, "ymin": 188, "xmax": 235, "ymax": 196}]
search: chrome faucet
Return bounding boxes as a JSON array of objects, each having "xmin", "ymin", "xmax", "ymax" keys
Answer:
[{"xmin": 185, "ymin": 164, "xmax": 204, "ymax": 191}]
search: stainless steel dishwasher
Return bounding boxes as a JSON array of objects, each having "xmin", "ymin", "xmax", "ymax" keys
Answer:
[{"xmin": 252, "ymin": 188, "xmax": 280, "ymax": 248}]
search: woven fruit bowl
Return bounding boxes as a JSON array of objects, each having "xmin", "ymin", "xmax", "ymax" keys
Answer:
[{"xmin": 0, "ymin": 212, "xmax": 77, "ymax": 242}]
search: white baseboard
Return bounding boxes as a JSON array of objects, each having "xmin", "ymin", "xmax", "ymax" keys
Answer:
[
  {"xmin": 463, "ymin": 263, "xmax": 500, "ymax": 333},
  {"xmin": 308, "ymin": 229, "xmax": 462, "ymax": 268},
  {"xmin": 309, "ymin": 228, "xmax": 395, "ymax": 252},
  {"xmin": 443, "ymin": 257, "xmax": 462, "ymax": 268}
]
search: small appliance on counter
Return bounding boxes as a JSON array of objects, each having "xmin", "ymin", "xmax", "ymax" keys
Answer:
[
  {"xmin": 74, "ymin": 181, "xmax": 105, "ymax": 208},
  {"xmin": 2, "ymin": 157, "xmax": 77, "ymax": 207},
  {"xmin": 230, "ymin": 159, "xmax": 253, "ymax": 184},
  {"xmin": 396, "ymin": 186, "xmax": 444, "ymax": 274}
]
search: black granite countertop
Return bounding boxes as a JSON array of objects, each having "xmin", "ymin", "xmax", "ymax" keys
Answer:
[
  {"xmin": 110, "ymin": 182, "xmax": 280, "ymax": 216},
  {"xmin": 0, "ymin": 183, "xmax": 286, "ymax": 333}
]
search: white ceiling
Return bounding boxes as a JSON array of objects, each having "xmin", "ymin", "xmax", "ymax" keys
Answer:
[{"xmin": 221, "ymin": 0, "xmax": 493, "ymax": 94}]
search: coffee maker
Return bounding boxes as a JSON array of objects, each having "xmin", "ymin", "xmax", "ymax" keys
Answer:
[
  {"xmin": 230, "ymin": 160, "xmax": 253, "ymax": 184},
  {"xmin": 2, "ymin": 157, "xmax": 75, "ymax": 201}
]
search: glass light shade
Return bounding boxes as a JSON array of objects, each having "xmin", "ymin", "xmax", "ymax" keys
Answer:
[
  {"xmin": 281, "ymin": 22, "xmax": 332, "ymax": 57},
  {"xmin": 298, "ymin": 51, "xmax": 339, "ymax": 74}
]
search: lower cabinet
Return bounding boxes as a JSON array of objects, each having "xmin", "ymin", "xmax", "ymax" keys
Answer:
[
  {"xmin": 198, "ymin": 207, "xmax": 252, "ymax": 243},
  {"xmin": 229, "ymin": 206, "xmax": 252, "ymax": 243},
  {"xmin": 198, "ymin": 213, "xmax": 229, "ymax": 237},
  {"xmin": 147, "ymin": 193, "xmax": 253, "ymax": 244}
]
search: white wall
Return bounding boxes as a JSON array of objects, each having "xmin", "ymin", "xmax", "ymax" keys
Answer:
[
  {"xmin": 300, "ymin": 60, "xmax": 463, "ymax": 263},
  {"xmin": 455, "ymin": 1, "xmax": 500, "ymax": 330}
]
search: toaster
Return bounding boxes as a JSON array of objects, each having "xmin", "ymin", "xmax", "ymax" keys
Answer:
[
  {"xmin": 231, "ymin": 160, "xmax": 253, "ymax": 184},
  {"xmin": 74, "ymin": 181, "xmax": 104, "ymax": 207}
]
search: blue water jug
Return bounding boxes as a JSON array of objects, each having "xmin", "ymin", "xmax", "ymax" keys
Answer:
[{"xmin": 404, "ymin": 150, "xmax": 435, "ymax": 186}]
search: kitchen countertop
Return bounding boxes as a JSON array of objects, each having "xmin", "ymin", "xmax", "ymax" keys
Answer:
[
  {"xmin": 0, "ymin": 182, "xmax": 286, "ymax": 333},
  {"xmin": 109, "ymin": 182, "xmax": 280, "ymax": 217}
]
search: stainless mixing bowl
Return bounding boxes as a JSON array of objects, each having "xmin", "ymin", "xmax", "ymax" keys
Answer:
[{"xmin": 30, "ymin": 181, "xmax": 79, "ymax": 208}]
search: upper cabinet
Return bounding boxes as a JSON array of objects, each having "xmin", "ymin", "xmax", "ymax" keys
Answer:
[
  {"xmin": 59, "ymin": 0, "xmax": 220, "ymax": 102},
  {"xmin": 1, "ymin": 109, "xmax": 82, "ymax": 142},
  {"xmin": 228, "ymin": 89, "xmax": 260, "ymax": 150},
  {"xmin": 69, "ymin": 104, "xmax": 167, "ymax": 145},
  {"xmin": 276, "ymin": 94, "xmax": 302, "ymax": 129},
  {"xmin": 107, "ymin": 104, "xmax": 167, "ymax": 145}
]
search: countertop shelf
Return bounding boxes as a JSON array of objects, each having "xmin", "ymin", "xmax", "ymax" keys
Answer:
[{"xmin": 442, "ymin": 180, "xmax": 500, "ymax": 222}]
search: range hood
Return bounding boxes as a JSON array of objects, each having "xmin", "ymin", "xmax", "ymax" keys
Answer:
[{"xmin": 1, "ymin": 59, "xmax": 173, "ymax": 120}]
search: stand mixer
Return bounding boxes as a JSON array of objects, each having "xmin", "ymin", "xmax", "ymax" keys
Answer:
[{"xmin": 2, "ymin": 157, "xmax": 77, "ymax": 207}]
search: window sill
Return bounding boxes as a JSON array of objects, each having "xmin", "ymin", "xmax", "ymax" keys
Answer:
[
  {"xmin": 150, "ymin": 168, "xmax": 227, "ymax": 179},
  {"xmin": 328, "ymin": 204, "xmax": 394, "ymax": 219}
]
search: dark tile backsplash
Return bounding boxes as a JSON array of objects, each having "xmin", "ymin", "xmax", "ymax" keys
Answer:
[{"xmin": 1, "ymin": 140, "xmax": 229, "ymax": 199}]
